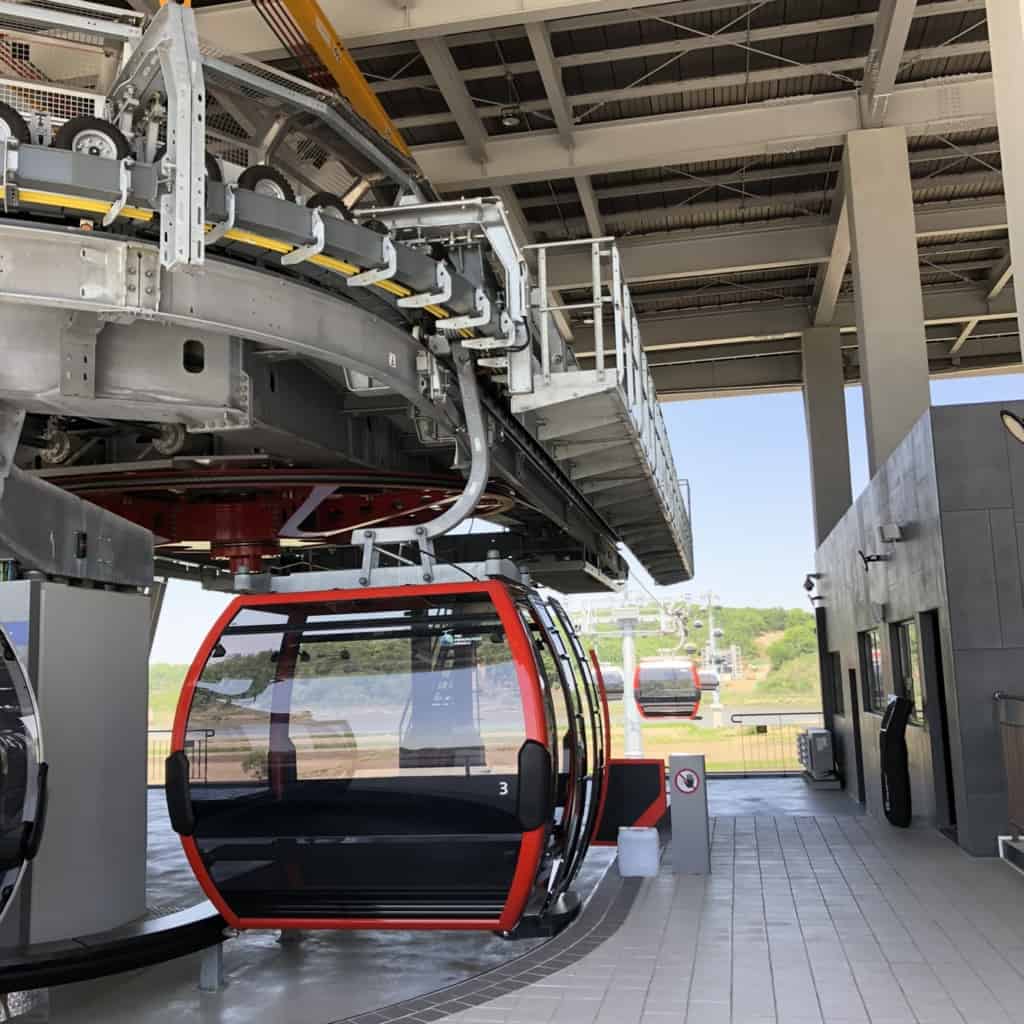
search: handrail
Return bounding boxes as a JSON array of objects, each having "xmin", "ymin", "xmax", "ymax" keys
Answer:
[
  {"xmin": 730, "ymin": 711, "xmax": 823, "ymax": 722},
  {"xmin": 524, "ymin": 234, "xmax": 694, "ymax": 579},
  {"xmin": 994, "ymin": 692, "xmax": 1024, "ymax": 702}
]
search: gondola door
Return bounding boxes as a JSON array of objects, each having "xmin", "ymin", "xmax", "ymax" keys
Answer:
[
  {"xmin": 517, "ymin": 598, "xmax": 595, "ymax": 906},
  {"xmin": 546, "ymin": 599, "xmax": 605, "ymax": 888},
  {"xmin": 168, "ymin": 582, "xmax": 552, "ymax": 932}
]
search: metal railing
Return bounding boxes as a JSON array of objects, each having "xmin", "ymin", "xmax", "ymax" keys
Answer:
[
  {"xmin": 726, "ymin": 711, "xmax": 825, "ymax": 776},
  {"xmin": 526, "ymin": 236, "xmax": 693, "ymax": 576},
  {"xmin": 995, "ymin": 692, "xmax": 1024, "ymax": 834},
  {"xmin": 147, "ymin": 729, "xmax": 214, "ymax": 787}
]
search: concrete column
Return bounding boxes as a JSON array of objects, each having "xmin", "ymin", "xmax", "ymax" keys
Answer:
[
  {"xmin": 843, "ymin": 127, "xmax": 930, "ymax": 476},
  {"xmin": 802, "ymin": 326, "xmax": 852, "ymax": 546},
  {"xmin": 987, "ymin": 0, "xmax": 1024, "ymax": 353}
]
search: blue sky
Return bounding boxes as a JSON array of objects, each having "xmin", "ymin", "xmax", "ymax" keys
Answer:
[{"xmin": 150, "ymin": 371, "xmax": 1024, "ymax": 664}]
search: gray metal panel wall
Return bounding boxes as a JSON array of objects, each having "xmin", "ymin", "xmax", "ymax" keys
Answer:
[
  {"xmin": 817, "ymin": 399, "xmax": 1024, "ymax": 856},
  {"xmin": 932, "ymin": 401, "xmax": 1024, "ymax": 855},
  {"xmin": 0, "ymin": 582, "xmax": 150, "ymax": 946},
  {"xmin": 815, "ymin": 412, "xmax": 945, "ymax": 833}
]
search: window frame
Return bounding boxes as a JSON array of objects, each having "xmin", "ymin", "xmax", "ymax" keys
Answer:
[
  {"xmin": 829, "ymin": 651, "xmax": 844, "ymax": 717},
  {"xmin": 859, "ymin": 628, "xmax": 886, "ymax": 715},
  {"xmin": 891, "ymin": 618, "xmax": 925, "ymax": 725}
]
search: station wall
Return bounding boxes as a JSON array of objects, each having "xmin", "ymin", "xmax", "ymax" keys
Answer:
[{"xmin": 816, "ymin": 400, "xmax": 1024, "ymax": 856}]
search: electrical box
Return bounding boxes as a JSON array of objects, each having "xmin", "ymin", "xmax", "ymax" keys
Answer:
[{"xmin": 797, "ymin": 727, "xmax": 835, "ymax": 780}]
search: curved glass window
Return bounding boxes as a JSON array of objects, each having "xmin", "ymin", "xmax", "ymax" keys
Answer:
[{"xmin": 183, "ymin": 591, "xmax": 533, "ymax": 922}]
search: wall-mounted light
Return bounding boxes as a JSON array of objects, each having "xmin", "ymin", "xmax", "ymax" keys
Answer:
[
  {"xmin": 1000, "ymin": 409, "xmax": 1024, "ymax": 444},
  {"xmin": 879, "ymin": 523, "xmax": 904, "ymax": 543},
  {"xmin": 858, "ymin": 549, "xmax": 891, "ymax": 571}
]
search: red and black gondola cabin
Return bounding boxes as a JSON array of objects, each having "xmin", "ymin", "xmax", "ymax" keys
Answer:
[
  {"xmin": 165, "ymin": 581, "xmax": 607, "ymax": 934},
  {"xmin": 634, "ymin": 657, "xmax": 702, "ymax": 719}
]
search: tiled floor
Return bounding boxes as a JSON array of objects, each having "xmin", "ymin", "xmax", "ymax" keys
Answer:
[{"xmin": 434, "ymin": 815, "xmax": 1024, "ymax": 1024}]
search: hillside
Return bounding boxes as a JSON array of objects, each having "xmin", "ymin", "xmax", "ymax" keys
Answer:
[
  {"xmin": 583, "ymin": 602, "xmax": 812, "ymax": 670},
  {"xmin": 149, "ymin": 662, "xmax": 189, "ymax": 729}
]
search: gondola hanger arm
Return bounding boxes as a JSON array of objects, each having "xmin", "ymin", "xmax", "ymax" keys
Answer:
[{"xmin": 358, "ymin": 345, "xmax": 489, "ymax": 585}]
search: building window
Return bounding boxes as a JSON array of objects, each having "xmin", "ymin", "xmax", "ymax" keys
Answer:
[
  {"xmin": 892, "ymin": 619, "xmax": 924, "ymax": 724},
  {"xmin": 859, "ymin": 628, "xmax": 885, "ymax": 714},
  {"xmin": 829, "ymin": 652, "xmax": 844, "ymax": 716}
]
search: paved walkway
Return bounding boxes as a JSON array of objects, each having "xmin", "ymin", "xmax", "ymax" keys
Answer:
[{"xmin": 438, "ymin": 815, "xmax": 1024, "ymax": 1024}]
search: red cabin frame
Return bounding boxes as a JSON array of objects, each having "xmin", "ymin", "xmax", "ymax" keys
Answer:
[{"xmin": 171, "ymin": 581, "xmax": 557, "ymax": 932}]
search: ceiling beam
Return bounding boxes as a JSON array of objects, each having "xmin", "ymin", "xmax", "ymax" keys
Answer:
[
  {"xmin": 524, "ymin": 21, "xmax": 574, "ymax": 148},
  {"xmin": 571, "ymin": 285, "xmax": 1017, "ymax": 351},
  {"xmin": 987, "ymin": 252, "xmax": 1013, "ymax": 300},
  {"xmin": 861, "ymin": 0, "xmax": 917, "ymax": 127},
  {"xmin": 540, "ymin": 201, "xmax": 1007, "ymax": 290},
  {"xmin": 414, "ymin": 77, "xmax": 997, "ymax": 189},
  {"xmin": 388, "ymin": 38, "xmax": 988, "ymax": 118},
  {"xmin": 648, "ymin": 340, "xmax": 1021, "ymax": 400},
  {"xmin": 522, "ymin": 169, "xmax": 1003, "ymax": 235},
  {"xmin": 493, "ymin": 141, "xmax": 1001, "ymax": 209},
  {"xmin": 523, "ymin": 20, "xmax": 606, "ymax": 239},
  {"xmin": 617, "ymin": 322, "xmax": 1021, "ymax": 368},
  {"xmin": 195, "ymin": 0, "xmax": 985, "ymax": 59},
  {"xmin": 575, "ymin": 175, "xmax": 604, "ymax": 237},
  {"xmin": 811, "ymin": 192, "xmax": 851, "ymax": 326},
  {"xmin": 198, "ymin": 0, "xmax": 747, "ymax": 53},
  {"xmin": 950, "ymin": 317, "xmax": 981, "ymax": 354},
  {"xmin": 415, "ymin": 37, "xmax": 489, "ymax": 165}
]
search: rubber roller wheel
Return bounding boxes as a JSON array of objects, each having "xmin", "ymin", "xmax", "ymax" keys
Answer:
[
  {"xmin": 237, "ymin": 164, "xmax": 295, "ymax": 203},
  {"xmin": 153, "ymin": 146, "xmax": 223, "ymax": 182},
  {"xmin": 53, "ymin": 115, "xmax": 131, "ymax": 160},
  {"xmin": 306, "ymin": 191, "xmax": 351, "ymax": 220},
  {"xmin": 0, "ymin": 101, "xmax": 29, "ymax": 145}
]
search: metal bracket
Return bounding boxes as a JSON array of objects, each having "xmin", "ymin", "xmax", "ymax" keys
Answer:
[
  {"xmin": 111, "ymin": 3, "xmax": 206, "ymax": 270},
  {"xmin": 59, "ymin": 312, "xmax": 101, "ymax": 399},
  {"xmin": 280, "ymin": 208, "xmax": 325, "ymax": 266},
  {"xmin": 397, "ymin": 262, "xmax": 452, "ymax": 309},
  {"xmin": 435, "ymin": 287, "xmax": 491, "ymax": 330},
  {"xmin": 205, "ymin": 183, "xmax": 236, "ymax": 246},
  {"xmin": 347, "ymin": 238, "xmax": 397, "ymax": 288},
  {"xmin": 353, "ymin": 345, "xmax": 489, "ymax": 586},
  {"xmin": 103, "ymin": 157, "xmax": 134, "ymax": 227}
]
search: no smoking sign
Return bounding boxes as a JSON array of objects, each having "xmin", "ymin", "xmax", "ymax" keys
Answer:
[{"xmin": 673, "ymin": 767, "xmax": 701, "ymax": 795}]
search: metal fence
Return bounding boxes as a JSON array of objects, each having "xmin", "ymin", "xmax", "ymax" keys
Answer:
[
  {"xmin": 995, "ymin": 692, "xmax": 1024, "ymax": 835},
  {"xmin": 147, "ymin": 729, "xmax": 213, "ymax": 787},
  {"xmin": 725, "ymin": 711, "xmax": 825, "ymax": 776}
]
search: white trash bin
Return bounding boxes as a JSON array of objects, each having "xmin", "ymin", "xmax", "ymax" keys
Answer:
[{"xmin": 617, "ymin": 826, "xmax": 660, "ymax": 877}]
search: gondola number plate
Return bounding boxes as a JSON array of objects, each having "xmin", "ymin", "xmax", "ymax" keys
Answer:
[{"xmin": 673, "ymin": 767, "xmax": 700, "ymax": 795}]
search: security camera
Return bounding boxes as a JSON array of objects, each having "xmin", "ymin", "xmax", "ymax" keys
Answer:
[{"xmin": 803, "ymin": 572, "xmax": 822, "ymax": 593}]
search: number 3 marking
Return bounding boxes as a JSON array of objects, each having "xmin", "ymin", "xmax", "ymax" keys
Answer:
[{"xmin": 499, "ymin": 781, "xmax": 509, "ymax": 796}]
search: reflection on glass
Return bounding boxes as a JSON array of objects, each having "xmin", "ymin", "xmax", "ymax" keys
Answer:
[{"xmin": 894, "ymin": 620, "xmax": 924, "ymax": 722}]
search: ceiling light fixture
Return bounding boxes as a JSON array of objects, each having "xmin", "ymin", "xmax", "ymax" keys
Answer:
[
  {"xmin": 499, "ymin": 105, "xmax": 522, "ymax": 129},
  {"xmin": 499, "ymin": 68, "xmax": 522, "ymax": 129}
]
